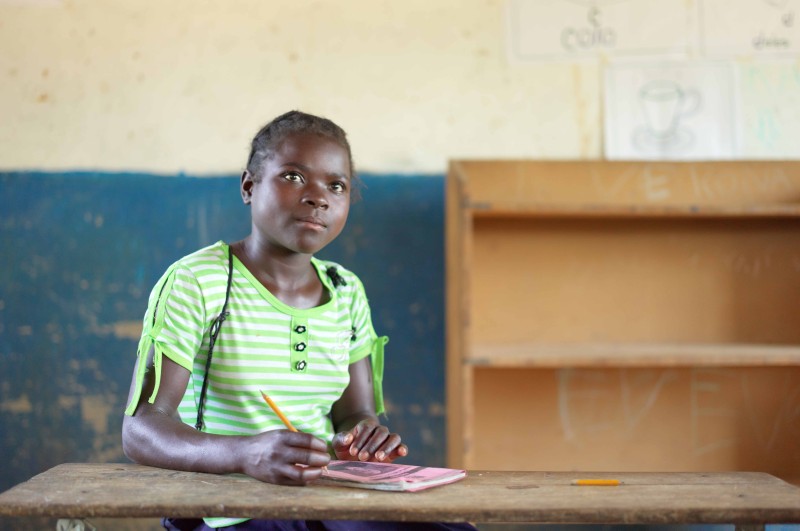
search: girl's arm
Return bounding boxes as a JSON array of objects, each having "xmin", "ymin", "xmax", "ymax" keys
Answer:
[
  {"xmin": 330, "ymin": 356, "xmax": 408, "ymax": 462},
  {"xmin": 122, "ymin": 346, "xmax": 330, "ymax": 485}
]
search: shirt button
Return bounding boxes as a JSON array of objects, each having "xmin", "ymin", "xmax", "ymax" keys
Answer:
[
  {"xmin": 295, "ymin": 360, "xmax": 307, "ymax": 371},
  {"xmin": 295, "ymin": 342, "xmax": 306, "ymax": 352},
  {"xmin": 295, "ymin": 325, "xmax": 306, "ymax": 334}
]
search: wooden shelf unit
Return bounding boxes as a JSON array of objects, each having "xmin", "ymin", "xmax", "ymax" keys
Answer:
[{"xmin": 446, "ymin": 160, "xmax": 800, "ymax": 480}]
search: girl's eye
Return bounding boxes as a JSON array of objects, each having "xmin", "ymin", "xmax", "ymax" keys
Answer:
[
  {"xmin": 330, "ymin": 182, "xmax": 347, "ymax": 193},
  {"xmin": 284, "ymin": 172, "xmax": 303, "ymax": 183}
]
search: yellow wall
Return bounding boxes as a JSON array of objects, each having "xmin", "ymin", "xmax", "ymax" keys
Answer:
[
  {"xmin": 0, "ymin": 0, "xmax": 600, "ymax": 174},
  {"xmin": 2, "ymin": 1, "xmax": 798, "ymax": 172}
]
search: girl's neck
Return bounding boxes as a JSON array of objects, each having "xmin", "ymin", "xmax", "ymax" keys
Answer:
[{"xmin": 231, "ymin": 237, "xmax": 327, "ymax": 309}]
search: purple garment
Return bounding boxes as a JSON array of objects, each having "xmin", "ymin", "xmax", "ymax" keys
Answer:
[{"xmin": 162, "ymin": 517, "xmax": 478, "ymax": 531}]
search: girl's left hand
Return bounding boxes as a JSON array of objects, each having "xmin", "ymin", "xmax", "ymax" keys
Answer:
[{"xmin": 331, "ymin": 419, "xmax": 409, "ymax": 462}]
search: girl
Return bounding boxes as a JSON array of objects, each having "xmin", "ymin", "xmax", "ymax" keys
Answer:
[{"xmin": 122, "ymin": 111, "xmax": 474, "ymax": 531}]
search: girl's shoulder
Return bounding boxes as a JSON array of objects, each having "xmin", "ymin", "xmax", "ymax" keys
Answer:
[
  {"xmin": 156, "ymin": 241, "xmax": 229, "ymax": 289},
  {"xmin": 169, "ymin": 241, "xmax": 227, "ymax": 270},
  {"xmin": 143, "ymin": 242, "xmax": 229, "ymax": 323}
]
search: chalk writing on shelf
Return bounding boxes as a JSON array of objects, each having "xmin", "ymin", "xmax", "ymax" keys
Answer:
[
  {"xmin": 720, "ymin": 252, "xmax": 773, "ymax": 278},
  {"xmin": 690, "ymin": 369, "xmax": 739, "ymax": 456},
  {"xmin": 589, "ymin": 164, "xmax": 679, "ymax": 203},
  {"xmin": 560, "ymin": 255, "xmax": 651, "ymax": 288},
  {"xmin": 589, "ymin": 163, "xmax": 672, "ymax": 202},
  {"xmin": 589, "ymin": 163, "xmax": 796, "ymax": 203},
  {"xmin": 559, "ymin": 367, "xmax": 800, "ymax": 456},
  {"xmin": 741, "ymin": 370, "xmax": 800, "ymax": 451},
  {"xmin": 689, "ymin": 246, "xmax": 798, "ymax": 279},
  {"xmin": 558, "ymin": 368, "xmax": 677, "ymax": 443},
  {"xmin": 689, "ymin": 165, "xmax": 794, "ymax": 201},
  {"xmin": 691, "ymin": 368, "xmax": 800, "ymax": 457},
  {"xmin": 642, "ymin": 166, "xmax": 672, "ymax": 201}
]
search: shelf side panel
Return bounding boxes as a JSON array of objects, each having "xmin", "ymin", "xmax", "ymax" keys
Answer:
[{"xmin": 446, "ymin": 162, "xmax": 468, "ymax": 468}]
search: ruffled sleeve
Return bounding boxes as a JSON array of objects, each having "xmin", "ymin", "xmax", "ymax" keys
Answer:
[
  {"xmin": 347, "ymin": 275, "xmax": 388, "ymax": 416},
  {"xmin": 124, "ymin": 264, "xmax": 205, "ymax": 416},
  {"xmin": 369, "ymin": 335, "xmax": 389, "ymax": 415}
]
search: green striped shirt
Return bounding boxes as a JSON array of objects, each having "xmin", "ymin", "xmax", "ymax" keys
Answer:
[{"xmin": 125, "ymin": 241, "xmax": 387, "ymax": 528}]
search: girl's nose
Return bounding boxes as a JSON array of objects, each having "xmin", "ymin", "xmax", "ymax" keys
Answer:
[{"xmin": 303, "ymin": 193, "xmax": 329, "ymax": 210}]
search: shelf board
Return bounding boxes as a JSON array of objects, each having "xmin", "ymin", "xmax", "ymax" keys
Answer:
[
  {"xmin": 468, "ymin": 202, "xmax": 800, "ymax": 219},
  {"xmin": 467, "ymin": 343, "xmax": 800, "ymax": 368}
]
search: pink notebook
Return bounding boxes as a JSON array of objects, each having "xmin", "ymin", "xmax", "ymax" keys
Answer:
[{"xmin": 318, "ymin": 460, "xmax": 466, "ymax": 492}]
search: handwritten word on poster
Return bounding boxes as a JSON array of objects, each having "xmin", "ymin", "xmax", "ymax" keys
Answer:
[
  {"xmin": 507, "ymin": 0, "xmax": 692, "ymax": 61},
  {"xmin": 700, "ymin": 0, "xmax": 800, "ymax": 56}
]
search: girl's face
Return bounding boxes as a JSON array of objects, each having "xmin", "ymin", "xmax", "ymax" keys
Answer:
[{"xmin": 242, "ymin": 132, "xmax": 351, "ymax": 257}]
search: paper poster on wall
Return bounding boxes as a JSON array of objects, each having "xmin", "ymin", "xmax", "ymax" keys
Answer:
[
  {"xmin": 700, "ymin": 0, "xmax": 800, "ymax": 56},
  {"xmin": 507, "ymin": 0, "xmax": 692, "ymax": 61},
  {"xmin": 739, "ymin": 61, "xmax": 800, "ymax": 158},
  {"xmin": 604, "ymin": 62, "xmax": 738, "ymax": 160}
]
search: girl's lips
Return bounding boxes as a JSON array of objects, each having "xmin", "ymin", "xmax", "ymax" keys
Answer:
[{"xmin": 297, "ymin": 216, "xmax": 327, "ymax": 229}]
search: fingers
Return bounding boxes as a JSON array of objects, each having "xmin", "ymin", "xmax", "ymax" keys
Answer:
[
  {"xmin": 331, "ymin": 430, "xmax": 354, "ymax": 450},
  {"xmin": 378, "ymin": 443, "xmax": 409, "ymax": 463},
  {"xmin": 331, "ymin": 430, "xmax": 355, "ymax": 460},
  {"xmin": 244, "ymin": 430, "xmax": 330, "ymax": 486},
  {"xmin": 284, "ymin": 442, "xmax": 331, "ymax": 468},
  {"xmin": 271, "ymin": 462, "xmax": 326, "ymax": 486},
  {"xmin": 284, "ymin": 430, "xmax": 330, "ymax": 454},
  {"xmin": 352, "ymin": 426, "xmax": 394, "ymax": 461},
  {"xmin": 337, "ymin": 421, "xmax": 409, "ymax": 462}
]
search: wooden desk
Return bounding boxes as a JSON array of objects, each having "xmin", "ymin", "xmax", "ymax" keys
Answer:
[{"xmin": 1, "ymin": 464, "xmax": 799, "ymax": 528}]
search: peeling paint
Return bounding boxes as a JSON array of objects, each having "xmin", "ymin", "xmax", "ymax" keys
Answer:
[
  {"xmin": 428, "ymin": 402, "xmax": 445, "ymax": 416},
  {"xmin": 113, "ymin": 320, "xmax": 143, "ymax": 339},
  {"xmin": 81, "ymin": 394, "xmax": 112, "ymax": 434},
  {"xmin": 58, "ymin": 395, "xmax": 78, "ymax": 409},
  {"xmin": 1, "ymin": 395, "xmax": 33, "ymax": 414},
  {"xmin": 86, "ymin": 319, "xmax": 142, "ymax": 339}
]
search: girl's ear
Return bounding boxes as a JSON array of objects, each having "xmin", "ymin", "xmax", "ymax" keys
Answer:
[{"xmin": 241, "ymin": 170, "xmax": 254, "ymax": 204}]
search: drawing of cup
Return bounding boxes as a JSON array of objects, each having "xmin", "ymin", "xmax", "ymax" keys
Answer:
[{"xmin": 638, "ymin": 80, "xmax": 700, "ymax": 141}]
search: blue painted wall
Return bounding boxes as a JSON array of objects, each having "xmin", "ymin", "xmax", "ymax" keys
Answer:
[{"xmin": 0, "ymin": 172, "xmax": 447, "ymax": 494}]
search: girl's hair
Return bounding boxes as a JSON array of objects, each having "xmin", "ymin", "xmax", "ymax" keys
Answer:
[{"xmin": 245, "ymin": 110, "xmax": 361, "ymax": 198}]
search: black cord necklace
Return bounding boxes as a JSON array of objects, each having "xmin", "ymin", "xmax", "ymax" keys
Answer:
[{"xmin": 195, "ymin": 246, "xmax": 233, "ymax": 431}]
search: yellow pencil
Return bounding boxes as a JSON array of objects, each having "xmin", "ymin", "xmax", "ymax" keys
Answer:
[
  {"xmin": 571, "ymin": 479, "xmax": 621, "ymax": 486},
  {"xmin": 260, "ymin": 391, "xmax": 298, "ymax": 432},
  {"xmin": 260, "ymin": 391, "xmax": 328, "ymax": 472}
]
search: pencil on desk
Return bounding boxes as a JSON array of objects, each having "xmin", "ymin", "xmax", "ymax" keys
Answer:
[
  {"xmin": 260, "ymin": 391, "xmax": 298, "ymax": 432},
  {"xmin": 571, "ymin": 479, "xmax": 621, "ymax": 486}
]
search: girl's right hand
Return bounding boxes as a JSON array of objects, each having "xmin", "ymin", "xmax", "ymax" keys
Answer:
[
  {"xmin": 123, "ymin": 354, "xmax": 330, "ymax": 486},
  {"xmin": 241, "ymin": 429, "xmax": 331, "ymax": 486}
]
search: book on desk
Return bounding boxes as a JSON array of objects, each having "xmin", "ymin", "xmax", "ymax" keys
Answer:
[{"xmin": 318, "ymin": 460, "xmax": 466, "ymax": 492}]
